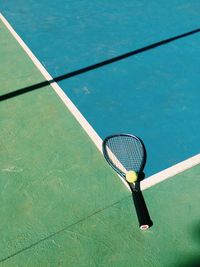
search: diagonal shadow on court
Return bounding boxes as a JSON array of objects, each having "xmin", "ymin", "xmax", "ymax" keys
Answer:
[{"xmin": 0, "ymin": 28, "xmax": 199, "ymax": 102}]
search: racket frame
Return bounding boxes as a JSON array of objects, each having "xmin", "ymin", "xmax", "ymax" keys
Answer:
[
  {"xmin": 102, "ymin": 133, "xmax": 153, "ymax": 230},
  {"xmin": 103, "ymin": 133, "xmax": 146, "ymax": 177}
]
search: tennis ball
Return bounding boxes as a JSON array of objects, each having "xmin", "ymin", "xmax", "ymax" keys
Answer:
[{"xmin": 126, "ymin": 170, "xmax": 138, "ymax": 183}]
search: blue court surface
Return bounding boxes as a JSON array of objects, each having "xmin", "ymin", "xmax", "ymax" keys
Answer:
[{"xmin": 1, "ymin": 1, "xmax": 200, "ymax": 176}]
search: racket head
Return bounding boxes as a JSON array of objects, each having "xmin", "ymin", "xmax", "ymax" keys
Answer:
[{"xmin": 102, "ymin": 133, "xmax": 146, "ymax": 178}]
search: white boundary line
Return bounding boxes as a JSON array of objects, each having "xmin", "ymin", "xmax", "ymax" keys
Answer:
[
  {"xmin": 1, "ymin": 13, "xmax": 200, "ymax": 192},
  {"xmin": 0, "ymin": 14, "xmax": 103, "ymax": 149},
  {"xmin": 0, "ymin": 13, "xmax": 129, "ymax": 190},
  {"xmin": 141, "ymin": 153, "xmax": 200, "ymax": 190}
]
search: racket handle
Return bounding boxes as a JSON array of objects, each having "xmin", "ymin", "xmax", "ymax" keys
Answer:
[{"xmin": 132, "ymin": 190, "xmax": 153, "ymax": 230}]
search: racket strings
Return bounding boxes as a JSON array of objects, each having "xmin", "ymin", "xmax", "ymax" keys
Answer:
[{"xmin": 105, "ymin": 135, "xmax": 144, "ymax": 173}]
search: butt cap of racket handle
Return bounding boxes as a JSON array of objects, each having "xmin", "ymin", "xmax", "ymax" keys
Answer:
[
  {"xmin": 132, "ymin": 191, "xmax": 153, "ymax": 230},
  {"xmin": 139, "ymin": 216, "xmax": 153, "ymax": 230},
  {"xmin": 140, "ymin": 223, "xmax": 152, "ymax": 230},
  {"xmin": 138, "ymin": 216, "xmax": 153, "ymax": 231},
  {"xmin": 140, "ymin": 225, "xmax": 149, "ymax": 230}
]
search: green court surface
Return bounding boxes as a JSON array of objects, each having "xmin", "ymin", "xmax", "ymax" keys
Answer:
[{"xmin": 0, "ymin": 18, "xmax": 200, "ymax": 267}]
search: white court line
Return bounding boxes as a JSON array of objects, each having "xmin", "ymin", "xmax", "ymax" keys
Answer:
[
  {"xmin": 141, "ymin": 154, "xmax": 200, "ymax": 190},
  {"xmin": 0, "ymin": 14, "xmax": 103, "ymax": 148},
  {"xmin": 1, "ymin": 13, "xmax": 200, "ymax": 191},
  {"xmin": 0, "ymin": 13, "xmax": 129, "ymax": 190}
]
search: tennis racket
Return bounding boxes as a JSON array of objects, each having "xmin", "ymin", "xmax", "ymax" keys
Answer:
[{"xmin": 102, "ymin": 133, "xmax": 153, "ymax": 230}]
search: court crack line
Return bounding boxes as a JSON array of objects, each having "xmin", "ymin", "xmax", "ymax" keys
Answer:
[{"xmin": 0, "ymin": 195, "xmax": 131, "ymax": 263}]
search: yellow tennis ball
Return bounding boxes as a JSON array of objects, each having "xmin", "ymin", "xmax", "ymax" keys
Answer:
[{"xmin": 126, "ymin": 170, "xmax": 138, "ymax": 183}]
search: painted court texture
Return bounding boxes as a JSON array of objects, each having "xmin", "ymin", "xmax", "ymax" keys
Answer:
[
  {"xmin": 0, "ymin": 2, "xmax": 200, "ymax": 267},
  {"xmin": 1, "ymin": 1, "xmax": 200, "ymax": 176}
]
